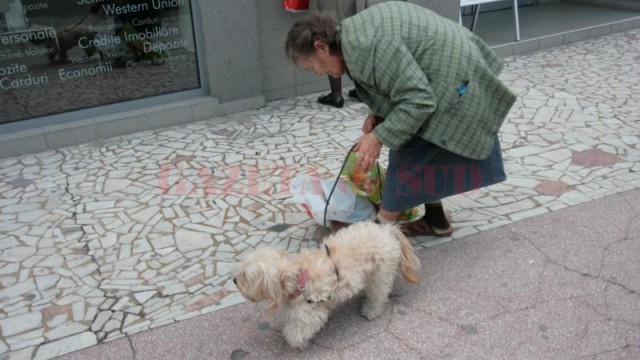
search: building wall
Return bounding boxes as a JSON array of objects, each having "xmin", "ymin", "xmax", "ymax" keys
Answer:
[
  {"xmin": 0, "ymin": 0, "xmax": 268, "ymax": 158},
  {"xmin": 1, "ymin": 0, "xmax": 637, "ymax": 159},
  {"xmin": 256, "ymin": 0, "xmax": 459, "ymax": 102},
  {"xmin": 0, "ymin": 0, "xmax": 466, "ymax": 159},
  {"xmin": 199, "ymin": 0, "xmax": 263, "ymax": 103}
]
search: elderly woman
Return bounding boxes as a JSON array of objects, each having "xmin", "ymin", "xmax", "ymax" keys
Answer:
[{"xmin": 286, "ymin": 1, "xmax": 516, "ymax": 236}]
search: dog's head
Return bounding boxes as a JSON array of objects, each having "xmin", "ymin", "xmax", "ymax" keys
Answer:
[{"xmin": 232, "ymin": 248, "xmax": 297, "ymax": 312}]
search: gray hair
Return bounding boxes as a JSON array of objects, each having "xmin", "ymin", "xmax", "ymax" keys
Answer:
[{"xmin": 285, "ymin": 12, "xmax": 341, "ymax": 63}]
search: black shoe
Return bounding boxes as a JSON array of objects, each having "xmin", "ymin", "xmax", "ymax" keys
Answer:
[
  {"xmin": 423, "ymin": 203, "xmax": 451, "ymax": 230},
  {"xmin": 318, "ymin": 93, "xmax": 344, "ymax": 108},
  {"xmin": 348, "ymin": 89, "xmax": 361, "ymax": 102}
]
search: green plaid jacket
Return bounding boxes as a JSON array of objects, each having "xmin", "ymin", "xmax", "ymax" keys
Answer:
[{"xmin": 340, "ymin": 1, "xmax": 516, "ymax": 159}]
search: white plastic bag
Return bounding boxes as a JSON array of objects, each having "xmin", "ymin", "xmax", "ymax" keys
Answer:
[{"xmin": 290, "ymin": 174, "xmax": 376, "ymax": 226}]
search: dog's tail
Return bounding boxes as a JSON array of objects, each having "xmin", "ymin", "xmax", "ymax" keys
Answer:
[{"xmin": 392, "ymin": 226, "xmax": 420, "ymax": 284}]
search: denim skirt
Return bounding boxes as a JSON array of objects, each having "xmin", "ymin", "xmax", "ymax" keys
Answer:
[{"xmin": 381, "ymin": 136, "xmax": 506, "ymax": 212}]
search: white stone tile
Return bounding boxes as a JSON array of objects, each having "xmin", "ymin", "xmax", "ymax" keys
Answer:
[
  {"xmin": 0, "ymin": 236, "xmax": 19, "ymax": 250},
  {"xmin": 0, "ymin": 263, "xmax": 18, "ymax": 280},
  {"xmin": 489, "ymin": 199, "xmax": 537, "ymax": 216},
  {"xmin": 0, "ymin": 312, "xmax": 42, "ymax": 337},
  {"xmin": 539, "ymin": 148, "xmax": 572, "ymax": 163},
  {"xmin": 557, "ymin": 191, "xmax": 593, "ymax": 206},
  {"xmin": 1, "ymin": 203, "xmax": 41, "ymax": 213},
  {"xmin": 44, "ymin": 322, "xmax": 88, "ymax": 341},
  {"xmin": 0, "ymin": 247, "xmax": 36, "ymax": 263},
  {"xmin": 620, "ymin": 135, "xmax": 639, "ymax": 145},
  {"xmin": 46, "ymin": 314, "xmax": 68, "ymax": 328},
  {"xmin": 85, "ymin": 201, "xmax": 116, "ymax": 212},
  {"xmin": 91, "ymin": 311, "xmax": 112, "ymax": 332},
  {"xmin": 33, "ymin": 332, "xmax": 97, "ymax": 360},
  {"xmin": 134, "ymin": 291, "xmax": 157, "ymax": 304},
  {"xmin": 503, "ymin": 177, "xmax": 540, "ymax": 189},
  {"xmin": 5, "ymin": 328, "xmax": 44, "ymax": 350},
  {"xmin": 0, "ymin": 280, "xmax": 36, "ymax": 300},
  {"xmin": 71, "ymin": 302, "xmax": 85, "ymax": 321}
]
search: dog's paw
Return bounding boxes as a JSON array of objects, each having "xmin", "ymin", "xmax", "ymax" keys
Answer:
[
  {"xmin": 283, "ymin": 333, "xmax": 310, "ymax": 349},
  {"xmin": 361, "ymin": 301, "xmax": 384, "ymax": 320},
  {"xmin": 288, "ymin": 339, "xmax": 310, "ymax": 350},
  {"xmin": 302, "ymin": 289, "xmax": 330, "ymax": 304}
]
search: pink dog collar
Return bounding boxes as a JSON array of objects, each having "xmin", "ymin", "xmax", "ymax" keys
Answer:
[{"xmin": 291, "ymin": 268, "xmax": 309, "ymax": 298}]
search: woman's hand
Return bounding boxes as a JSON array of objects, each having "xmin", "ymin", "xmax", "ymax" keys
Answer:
[
  {"xmin": 353, "ymin": 132, "xmax": 382, "ymax": 173},
  {"xmin": 362, "ymin": 115, "xmax": 383, "ymax": 134}
]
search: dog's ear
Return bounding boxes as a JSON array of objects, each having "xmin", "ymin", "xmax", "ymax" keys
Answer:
[
  {"xmin": 259, "ymin": 264, "xmax": 295, "ymax": 314},
  {"xmin": 258, "ymin": 251, "xmax": 290, "ymax": 313},
  {"xmin": 279, "ymin": 266, "xmax": 298, "ymax": 296},
  {"xmin": 235, "ymin": 249, "xmax": 291, "ymax": 313}
]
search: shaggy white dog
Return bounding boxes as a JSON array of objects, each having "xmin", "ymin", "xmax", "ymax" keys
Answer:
[{"xmin": 232, "ymin": 221, "xmax": 420, "ymax": 348}]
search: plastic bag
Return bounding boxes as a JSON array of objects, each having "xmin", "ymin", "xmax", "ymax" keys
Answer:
[
  {"xmin": 340, "ymin": 152, "xmax": 419, "ymax": 221},
  {"xmin": 341, "ymin": 152, "xmax": 384, "ymax": 203},
  {"xmin": 290, "ymin": 174, "xmax": 376, "ymax": 226}
]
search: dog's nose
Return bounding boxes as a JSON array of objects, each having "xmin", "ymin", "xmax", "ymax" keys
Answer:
[{"xmin": 307, "ymin": 299, "xmax": 313, "ymax": 304}]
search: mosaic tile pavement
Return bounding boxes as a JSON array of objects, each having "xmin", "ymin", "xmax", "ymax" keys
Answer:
[{"xmin": 1, "ymin": 28, "xmax": 639, "ymax": 359}]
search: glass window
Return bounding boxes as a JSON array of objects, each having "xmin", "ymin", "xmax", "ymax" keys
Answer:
[{"xmin": 0, "ymin": 0, "xmax": 201, "ymax": 124}]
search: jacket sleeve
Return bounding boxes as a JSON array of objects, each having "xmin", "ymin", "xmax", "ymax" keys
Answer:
[{"xmin": 371, "ymin": 37, "xmax": 437, "ymax": 150}]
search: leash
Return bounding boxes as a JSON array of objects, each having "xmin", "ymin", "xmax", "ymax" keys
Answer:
[
  {"xmin": 302, "ymin": 244, "xmax": 340, "ymax": 304},
  {"xmin": 324, "ymin": 243, "xmax": 340, "ymax": 281},
  {"xmin": 297, "ymin": 144, "xmax": 385, "ymax": 304},
  {"xmin": 323, "ymin": 144, "xmax": 357, "ymax": 228}
]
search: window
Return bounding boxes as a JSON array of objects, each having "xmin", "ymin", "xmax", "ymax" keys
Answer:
[{"xmin": 0, "ymin": 0, "xmax": 201, "ymax": 124}]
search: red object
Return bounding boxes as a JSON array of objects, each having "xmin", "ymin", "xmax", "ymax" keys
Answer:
[{"xmin": 283, "ymin": 0, "xmax": 310, "ymax": 12}]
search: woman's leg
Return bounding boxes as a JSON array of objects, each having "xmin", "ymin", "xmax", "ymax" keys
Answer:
[
  {"xmin": 377, "ymin": 209, "xmax": 401, "ymax": 223},
  {"xmin": 318, "ymin": 76, "xmax": 344, "ymax": 108},
  {"xmin": 424, "ymin": 201, "xmax": 451, "ymax": 229},
  {"xmin": 329, "ymin": 75, "xmax": 341, "ymax": 95},
  {"xmin": 379, "ymin": 204, "xmax": 449, "ymax": 228},
  {"xmin": 400, "ymin": 202, "xmax": 453, "ymax": 236}
]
